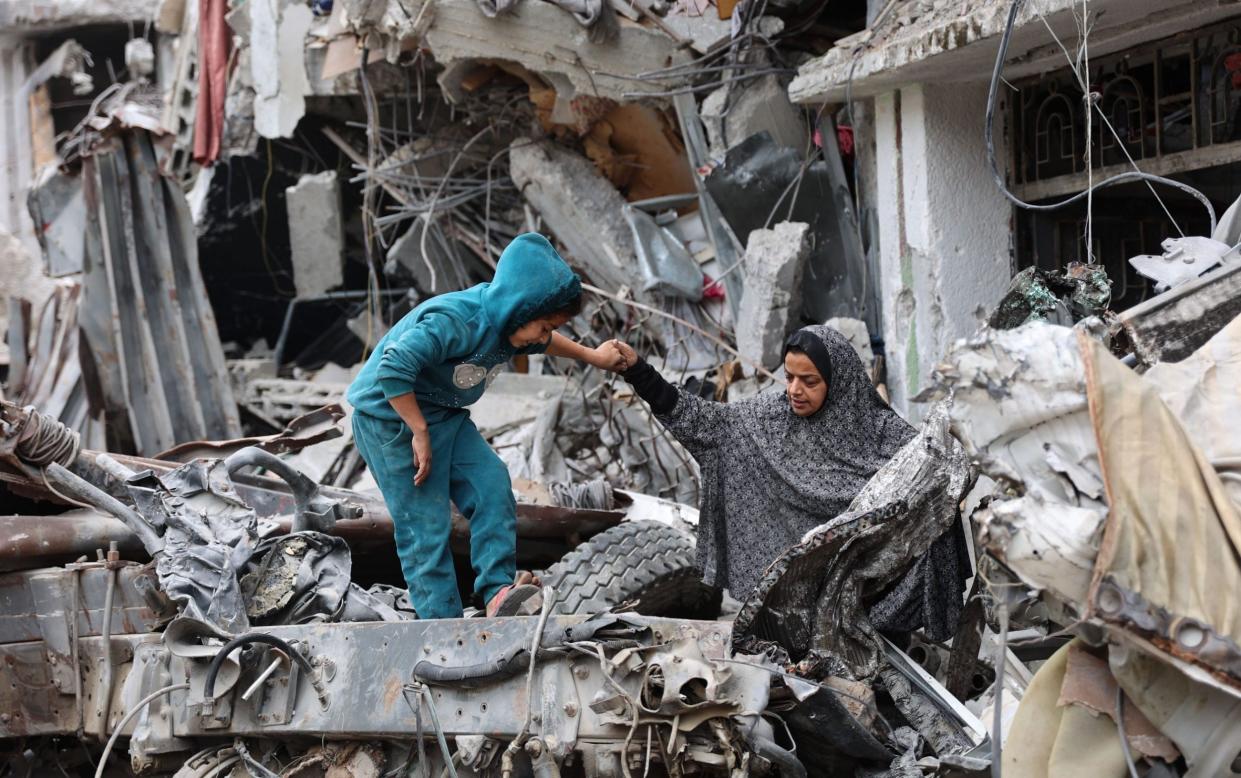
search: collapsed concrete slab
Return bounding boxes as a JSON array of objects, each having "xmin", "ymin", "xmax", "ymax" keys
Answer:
[
  {"xmin": 700, "ymin": 75, "xmax": 809, "ymax": 158},
  {"xmin": 385, "ymin": 220, "xmax": 476, "ymax": 296},
  {"xmin": 509, "ymin": 138, "xmax": 644, "ymax": 297},
  {"xmin": 736, "ymin": 221, "xmax": 811, "ymax": 370},
  {"xmin": 387, "ymin": 0, "xmax": 692, "ymax": 103},
  {"xmin": 469, "ymin": 372, "xmax": 573, "ymax": 439}
]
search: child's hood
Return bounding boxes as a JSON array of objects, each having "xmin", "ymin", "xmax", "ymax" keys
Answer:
[{"xmin": 482, "ymin": 233, "xmax": 581, "ymax": 334}]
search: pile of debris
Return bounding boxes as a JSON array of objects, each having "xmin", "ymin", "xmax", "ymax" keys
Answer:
[
  {"xmin": 3, "ymin": 0, "xmax": 883, "ymax": 505},
  {"xmin": 0, "ymin": 392, "xmax": 996, "ymax": 777},
  {"xmin": 919, "ymin": 238, "xmax": 1241, "ymax": 774}
]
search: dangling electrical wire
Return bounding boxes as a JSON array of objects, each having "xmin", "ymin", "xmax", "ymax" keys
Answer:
[
  {"xmin": 1030, "ymin": 0, "xmax": 1186, "ymax": 238},
  {"xmin": 1079, "ymin": 0, "xmax": 1095, "ymax": 263},
  {"xmin": 985, "ymin": 0, "xmax": 1217, "ymax": 234}
]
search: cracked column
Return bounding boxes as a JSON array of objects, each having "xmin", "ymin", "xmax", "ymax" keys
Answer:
[
  {"xmin": 870, "ymin": 84, "xmax": 1011, "ymax": 418},
  {"xmin": 736, "ymin": 221, "xmax": 811, "ymax": 371},
  {"xmin": 285, "ymin": 171, "xmax": 344, "ymax": 297}
]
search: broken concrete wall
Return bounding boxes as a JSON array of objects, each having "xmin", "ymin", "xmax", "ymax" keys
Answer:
[
  {"xmin": 286, "ymin": 171, "xmax": 344, "ymax": 298},
  {"xmin": 0, "ymin": 0, "xmax": 161, "ymax": 30},
  {"xmin": 250, "ymin": 0, "xmax": 313, "ymax": 138},
  {"xmin": 789, "ymin": 0, "xmax": 1237, "ymax": 103},
  {"xmin": 421, "ymin": 0, "xmax": 691, "ymax": 103},
  {"xmin": 736, "ymin": 222, "xmax": 810, "ymax": 370},
  {"xmin": 872, "ymin": 82, "xmax": 1010, "ymax": 417}
]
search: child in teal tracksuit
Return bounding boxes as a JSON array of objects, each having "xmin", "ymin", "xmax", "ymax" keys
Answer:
[{"xmin": 346, "ymin": 234, "xmax": 627, "ymax": 619}]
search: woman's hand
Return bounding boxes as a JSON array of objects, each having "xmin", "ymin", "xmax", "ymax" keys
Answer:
[
  {"xmin": 412, "ymin": 427, "xmax": 433, "ymax": 486},
  {"xmin": 611, "ymin": 340, "xmax": 637, "ymax": 370}
]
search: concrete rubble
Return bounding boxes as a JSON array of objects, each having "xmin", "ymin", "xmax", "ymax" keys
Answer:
[
  {"xmin": 508, "ymin": 139, "xmax": 646, "ymax": 302},
  {"xmin": 0, "ymin": 0, "xmax": 1240, "ymax": 775},
  {"xmin": 285, "ymin": 171, "xmax": 345, "ymax": 298},
  {"xmin": 700, "ymin": 74, "xmax": 810, "ymax": 159},
  {"xmin": 735, "ymin": 221, "xmax": 811, "ymax": 369}
]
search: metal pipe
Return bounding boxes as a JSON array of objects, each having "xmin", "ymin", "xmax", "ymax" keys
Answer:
[
  {"xmin": 99, "ymin": 541, "xmax": 118, "ymax": 735},
  {"xmin": 202, "ymin": 633, "xmax": 324, "ymax": 710},
  {"xmin": 0, "ymin": 514, "xmax": 145, "ymax": 563},
  {"xmin": 971, "ymin": 673, "xmax": 992, "ymax": 694},
  {"xmin": 749, "ymin": 734, "xmax": 806, "ymax": 778},
  {"xmin": 93, "ymin": 453, "xmax": 137, "ymax": 484},
  {"xmin": 502, "ymin": 586, "xmax": 557, "ymax": 778},
  {"xmin": 241, "ymin": 657, "xmax": 287, "ymax": 702},
  {"xmin": 526, "ymin": 739, "xmax": 561, "ymax": 778},
  {"xmin": 44, "ymin": 463, "xmax": 164, "ymax": 554},
  {"xmin": 93, "ymin": 683, "xmax": 189, "ymax": 778},
  {"xmin": 223, "ymin": 447, "xmax": 322, "ymax": 533}
]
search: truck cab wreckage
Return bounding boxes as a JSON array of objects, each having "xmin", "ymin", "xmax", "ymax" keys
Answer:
[{"xmin": 0, "ymin": 400, "xmax": 990, "ymax": 778}]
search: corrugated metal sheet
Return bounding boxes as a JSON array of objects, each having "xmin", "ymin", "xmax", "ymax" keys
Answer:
[{"xmin": 78, "ymin": 128, "xmax": 240, "ymax": 454}]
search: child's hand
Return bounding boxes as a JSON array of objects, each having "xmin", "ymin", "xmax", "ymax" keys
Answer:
[
  {"xmin": 592, "ymin": 340, "xmax": 631, "ymax": 373},
  {"xmin": 612, "ymin": 340, "xmax": 637, "ymax": 369},
  {"xmin": 412, "ymin": 428, "xmax": 433, "ymax": 486}
]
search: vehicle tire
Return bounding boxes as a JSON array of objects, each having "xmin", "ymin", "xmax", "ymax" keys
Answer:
[{"xmin": 542, "ymin": 520, "xmax": 722, "ymax": 619}]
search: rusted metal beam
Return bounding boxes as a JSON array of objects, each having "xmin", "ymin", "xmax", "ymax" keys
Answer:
[
  {"xmin": 0, "ymin": 514, "xmax": 145, "ymax": 570},
  {"xmin": 153, "ymin": 404, "xmax": 346, "ymax": 462}
]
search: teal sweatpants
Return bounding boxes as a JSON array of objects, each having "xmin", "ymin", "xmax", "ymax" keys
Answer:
[{"xmin": 351, "ymin": 408, "xmax": 517, "ymax": 619}]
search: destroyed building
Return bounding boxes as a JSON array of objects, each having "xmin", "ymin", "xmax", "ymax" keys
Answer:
[
  {"xmin": 0, "ymin": 0, "xmax": 1239, "ymax": 776},
  {"xmin": 792, "ymin": 0, "xmax": 1241, "ymax": 413}
]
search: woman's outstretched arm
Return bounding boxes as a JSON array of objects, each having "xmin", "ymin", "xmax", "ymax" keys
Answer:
[{"xmin": 612, "ymin": 340, "xmax": 730, "ymax": 450}]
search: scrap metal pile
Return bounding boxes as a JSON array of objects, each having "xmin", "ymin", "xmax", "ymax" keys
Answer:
[{"xmin": 0, "ymin": 398, "xmax": 991, "ymax": 778}]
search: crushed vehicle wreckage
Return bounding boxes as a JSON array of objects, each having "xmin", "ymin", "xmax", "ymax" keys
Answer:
[
  {"xmin": 927, "ymin": 266, "xmax": 1241, "ymax": 777},
  {"xmin": 0, "ymin": 399, "xmax": 992, "ymax": 778}
]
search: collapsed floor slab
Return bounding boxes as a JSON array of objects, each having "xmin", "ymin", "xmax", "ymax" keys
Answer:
[{"xmin": 345, "ymin": 0, "xmax": 694, "ymax": 103}]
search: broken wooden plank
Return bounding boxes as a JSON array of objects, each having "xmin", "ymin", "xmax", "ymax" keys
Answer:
[{"xmin": 1119, "ymin": 260, "xmax": 1241, "ymax": 366}]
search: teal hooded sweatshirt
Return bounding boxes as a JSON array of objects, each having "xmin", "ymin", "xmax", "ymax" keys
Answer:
[{"xmin": 347, "ymin": 233, "xmax": 581, "ymax": 421}]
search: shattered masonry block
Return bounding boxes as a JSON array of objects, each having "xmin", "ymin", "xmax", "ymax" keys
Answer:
[
  {"xmin": 285, "ymin": 171, "xmax": 344, "ymax": 298},
  {"xmin": 508, "ymin": 139, "xmax": 643, "ymax": 297},
  {"xmin": 736, "ymin": 221, "xmax": 812, "ymax": 370},
  {"xmin": 700, "ymin": 75, "xmax": 809, "ymax": 158}
]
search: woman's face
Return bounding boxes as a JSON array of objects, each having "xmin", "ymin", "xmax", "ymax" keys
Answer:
[{"xmin": 785, "ymin": 351, "xmax": 828, "ymax": 417}]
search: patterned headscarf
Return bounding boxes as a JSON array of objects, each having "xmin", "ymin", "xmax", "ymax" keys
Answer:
[{"xmin": 659, "ymin": 325, "xmax": 916, "ymax": 596}]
